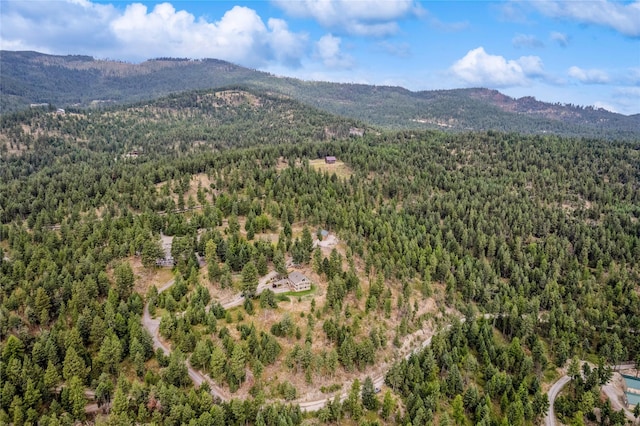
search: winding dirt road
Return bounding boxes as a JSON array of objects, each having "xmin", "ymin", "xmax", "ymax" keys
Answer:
[
  {"xmin": 143, "ymin": 278, "xmax": 635, "ymax": 416},
  {"xmin": 142, "ymin": 273, "xmax": 279, "ymax": 404},
  {"xmin": 141, "ymin": 273, "xmax": 443, "ymax": 411}
]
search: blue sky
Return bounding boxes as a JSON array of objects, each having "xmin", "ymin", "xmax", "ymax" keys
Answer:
[{"xmin": 2, "ymin": 0, "xmax": 639, "ymax": 114}]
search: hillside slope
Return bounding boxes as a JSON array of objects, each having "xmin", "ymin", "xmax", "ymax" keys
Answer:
[{"xmin": 1, "ymin": 50, "xmax": 638, "ymax": 139}]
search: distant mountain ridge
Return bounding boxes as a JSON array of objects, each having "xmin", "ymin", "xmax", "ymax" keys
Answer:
[{"xmin": 1, "ymin": 50, "xmax": 638, "ymax": 139}]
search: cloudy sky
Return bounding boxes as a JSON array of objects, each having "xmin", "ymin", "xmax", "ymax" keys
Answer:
[{"xmin": 2, "ymin": 0, "xmax": 639, "ymax": 114}]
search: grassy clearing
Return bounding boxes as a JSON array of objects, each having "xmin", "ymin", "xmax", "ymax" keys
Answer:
[
  {"xmin": 309, "ymin": 158, "xmax": 353, "ymax": 179},
  {"xmin": 280, "ymin": 284, "xmax": 317, "ymax": 298}
]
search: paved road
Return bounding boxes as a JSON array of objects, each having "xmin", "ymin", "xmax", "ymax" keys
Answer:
[
  {"xmin": 545, "ymin": 375, "xmax": 571, "ymax": 426},
  {"xmin": 544, "ymin": 363, "xmax": 637, "ymax": 426}
]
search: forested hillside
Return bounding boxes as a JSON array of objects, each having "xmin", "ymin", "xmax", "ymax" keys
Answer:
[
  {"xmin": 0, "ymin": 88, "xmax": 639, "ymax": 425},
  {"xmin": 2, "ymin": 50, "xmax": 639, "ymax": 139}
]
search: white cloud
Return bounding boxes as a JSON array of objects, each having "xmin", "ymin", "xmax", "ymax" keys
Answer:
[
  {"xmin": 568, "ymin": 66, "xmax": 609, "ymax": 83},
  {"xmin": 550, "ymin": 31, "xmax": 569, "ymax": 47},
  {"xmin": 451, "ymin": 47, "xmax": 544, "ymax": 87},
  {"xmin": 315, "ymin": 34, "xmax": 353, "ymax": 68},
  {"xmin": 267, "ymin": 18, "xmax": 309, "ymax": 67},
  {"xmin": 273, "ymin": 0, "xmax": 422, "ymax": 36},
  {"xmin": 0, "ymin": 0, "xmax": 308, "ymax": 68},
  {"xmin": 109, "ymin": 4, "xmax": 308, "ymax": 67},
  {"xmin": 0, "ymin": 0, "xmax": 118, "ymax": 54},
  {"xmin": 512, "ymin": 34, "xmax": 544, "ymax": 48},
  {"xmin": 530, "ymin": 0, "xmax": 640, "ymax": 37},
  {"xmin": 592, "ymin": 101, "xmax": 618, "ymax": 113}
]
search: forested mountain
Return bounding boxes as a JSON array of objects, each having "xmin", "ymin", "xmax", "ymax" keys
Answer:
[
  {"xmin": 2, "ymin": 50, "xmax": 639, "ymax": 139},
  {"xmin": 1, "ymin": 87, "xmax": 639, "ymax": 424}
]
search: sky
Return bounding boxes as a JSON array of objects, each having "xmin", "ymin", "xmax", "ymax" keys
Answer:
[{"xmin": 1, "ymin": 0, "xmax": 639, "ymax": 115}]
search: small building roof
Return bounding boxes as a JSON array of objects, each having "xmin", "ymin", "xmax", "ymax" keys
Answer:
[
  {"xmin": 325, "ymin": 156, "xmax": 336, "ymax": 161},
  {"xmin": 289, "ymin": 271, "xmax": 309, "ymax": 285}
]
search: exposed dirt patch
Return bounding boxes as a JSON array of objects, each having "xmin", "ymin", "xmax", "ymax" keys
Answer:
[
  {"xmin": 155, "ymin": 172, "xmax": 214, "ymax": 205},
  {"xmin": 215, "ymin": 90, "xmax": 262, "ymax": 107},
  {"xmin": 107, "ymin": 256, "xmax": 174, "ymax": 296}
]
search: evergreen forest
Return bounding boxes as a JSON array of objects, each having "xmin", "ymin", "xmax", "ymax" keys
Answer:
[{"xmin": 0, "ymin": 87, "xmax": 639, "ymax": 425}]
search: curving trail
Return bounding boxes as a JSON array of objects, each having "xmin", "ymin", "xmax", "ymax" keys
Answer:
[
  {"xmin": 142, "ymin": 278, "xmax": 230, "ymax": 402},
  {"xmin": 142, "ymin": 273, "xmax": 278, "ymax": 403},
  {"xmin": 144, "ymin": 278, "xmax": 635, "ymax": 416},
  {"xmin": 142, "ymin": 279, "xmax": 455, "ymax": 412}
]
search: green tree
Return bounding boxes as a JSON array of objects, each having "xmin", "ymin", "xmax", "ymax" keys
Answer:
[
  {"xmin": 141, "ymin": 237, "xmax": 164, "ymax": 268},
  {"xmin": 62, "ymin": 347, "xmax": 87, "ymax": 382},
  {"xmin": 256, "ymin": 253, "xmax": 268, "ymax": 276},
  {"xmin": 273, "ymin": 250, "xmax": 288, "ymax": 277},
  {"xmin": 361, "ymin": 376, "xmax": 378, "ymax": 411},
  {"xmin": 2, "ymin": 335, "xmax": 24, "ymax": 361},
  {"xmin": 67, "ymin": 376, "xmax": 87, "ymax": 421},
  {"xmin": 163, "ymin": 350, "xmax": 190, "ymax": 387},
  {"xmin": 345, "ymin": 378, "xmax": 363, "ymax": 420},
  {"xmin": 205, "ymin": 240, "xmax": 221, "ymax": 283},
  {"xmin": 44, "ymin": 361, "xmax": 61, "ymax": 392},
  {"xmin": 190, "ymin": 340, "xmax": 212, "ymax": 370},
  {"xmin": 209, "ymin": 345, "xmax": 226, "ymax": 381},
  {"xmin": 301, "ymin": 226, "xmax": 314, "ymax": 263},
  {"xmin": 241, "ymin": 261, "xmax": 258, "ymax": 298},
  {"xmin": 111, "ymin": 378, "xmax": 130, "ymax": 416},
  {"xmin": 97, "ymin": 333, "xmax": 123, "ymax": 376},
  {"xmin": 452, "ymin": 394, "xmax": 466, "ymax": 425},
  {"xmin": 114, "ymin": 262, "xmax": 135, "ymax": 300},
  {"xmin": 381, "ymin": 390, "xmax": 395, "ymax": 420},
  {"xmin": 95, "ymin": 373, "xmax": 114, "ymax": 408},
  {"xmin": 229, "ymin": 343, "xmax": 247, "ymax": 391}
]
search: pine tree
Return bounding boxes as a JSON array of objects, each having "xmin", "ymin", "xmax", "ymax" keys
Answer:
[
  {"xmin": 114, "ymin": 262, "xmax": 135, "ymax": 300},
  {"xmin": 229, "ymin": 343, "xmax": 247, "ymax": 390},
  {"xmin": 361, "ymin": 376, "xmax": 378, "ymax": 410},
  {"xmin": 301, "ymin": 226, "xmax": 314, "ymax": 262},
  {"xmin": 209, "ymin": 345, "xmax": 226, "ymax": 381},
  {"xmin": 241, "ymin": 261, "xmax": 258, "ymax": 298},
  {"xmin": 274, "ymin": 250, "xmax": 288, "ymax": 277},
  {"xmin": 256, "ymin": 253, "xmax": 268, "ymax": 276},
  {"xmin": 381, "ymin": 390, "xmax": 395, "ymax": 420},
  {"xmin": 68, "ymin": 376, "xmax": 87, "ymax": 421},
  {"xmin": 62, "ymin": 347, "xmax": 87, "ymax": 382},
  {"xmin": 44, "ymin": 361, "xmax": 61, "ymax": 393}
]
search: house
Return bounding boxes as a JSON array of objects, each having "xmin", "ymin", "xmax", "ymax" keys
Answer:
[
  {"xmin": 325, "ymin": 156, "xmax": 337, "ymax": 164},
  {"xmin": 56, "ymin": 108, "xmax": 65, "ymax": 115},
  {"xmin": 289, "ymin": 271, "xmax": 312, "ymax": 292},
  {"xmin": 270, "ymin": 271, "xmax": 313, "ymax": 292}
]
